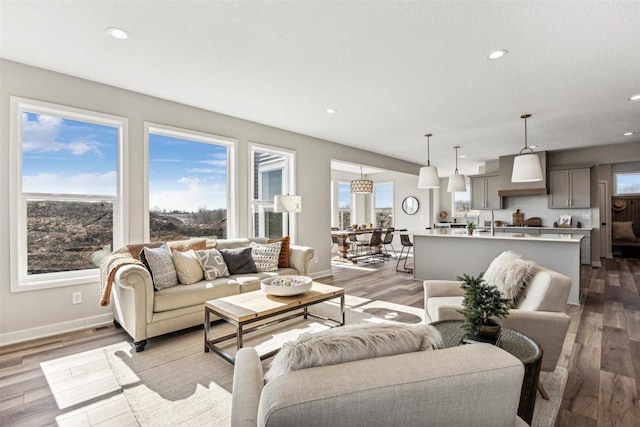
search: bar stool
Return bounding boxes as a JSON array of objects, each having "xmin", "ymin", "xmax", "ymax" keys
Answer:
[
  {"xmin": 381, "ymin": 227, "xmax": 396, "ymax": 259},
  {"xmin": 395, "ymin": 233, "xmax": 413, "ymax": 273}
]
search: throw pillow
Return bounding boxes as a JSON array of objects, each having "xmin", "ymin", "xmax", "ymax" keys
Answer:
[
  {"xmin": 250, "ymin": 241, "xmax": 282, "ymax": 272},
  {"xmin": 612, "ymin": 221, "xmax": 636, "ymax": 239},
  {"xmin": 483, "ymin": 251, "xmax": 536, "ymax": 302},
  {"xmin": 194, "ymin": 249, "xmax": 230, "ymax": 280},
  {"xmin": 268, "ymin": 236, "xmax": 290, "ymax": 268},
  {"xmin": 141, "ymin": 243, "xmax": 179, "ymax": 290},
  {"xmin": 219, "ymin": 247, "xmax": 257, "ymax": 275},
  {"xmin": 264, "ymin": 323, "xmax": 443, "ymax": 381},
  {"xmin": 172, "ymin": 249, "xmax": 204, "ymax": 284}
]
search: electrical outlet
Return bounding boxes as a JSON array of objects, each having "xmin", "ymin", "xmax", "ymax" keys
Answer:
[
  {"xmin": 314, "ymin": 256, "xmax": 319, "ymax": 264},
  {"xmin": 582, "ymin": 213, "xmax": 590, "ymax": 220},
  {"xmin": 72, "ymin": 292, "xmax": 82, "ymax": 304}
]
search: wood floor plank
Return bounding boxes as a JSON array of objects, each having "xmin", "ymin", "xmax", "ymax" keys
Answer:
[
  {"xmin": 601, "ymin": 325, "xmax": 635, "ymax": 377},
  {"xmin": 556, "ymin": 409, "xmax": 597, "ymax": 427},
  {"xmin": 603, "ymin": 301, "xmax": 627, "ymax": 329},
  {"xmin": 598, "ymin": 371, "xmax": 640, "ymax": 426},
  {"xmin": 562, "ymin": 343, "xmax": 600, "ymax": 420},
  {"xmin": 625, "ymin": 310, "xmax": 640, "ymax": 341}
]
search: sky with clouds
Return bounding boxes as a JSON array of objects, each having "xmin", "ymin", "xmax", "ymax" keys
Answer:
[{"xmin": 22, "ymin": 112, "xmax": 228, "ymax": 212}]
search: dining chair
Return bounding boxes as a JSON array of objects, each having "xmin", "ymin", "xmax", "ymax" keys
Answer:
[
  {"xmin": 395, "ymin": 233, "xmax": 413, "ymax": 273},
  {"xmin": 381, "ymin": 227, "xmax": 396, "ymax": 259},
  {"xmin": 355, "ymin": 228, "xmax": 383, "ymax": 262},
  {"xmin": 330, "ymin": 227, "xmax": 339, "ymax": 252}
]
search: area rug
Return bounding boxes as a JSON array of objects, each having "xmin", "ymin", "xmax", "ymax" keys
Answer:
[{"xmin": 100, "ymin": 300, "xmax": 565, "ymax": 427}]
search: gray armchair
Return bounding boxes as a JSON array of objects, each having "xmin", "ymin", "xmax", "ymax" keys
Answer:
[{"xmin": 423, "ymin": 266, "xmax": 571, "ymax": 374}]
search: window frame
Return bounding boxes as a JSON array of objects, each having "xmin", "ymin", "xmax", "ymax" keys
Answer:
[
  {"xmin": 9, "ymin": 97, "xmax": 128, "ymax": 292},
  {"xmin": 144, "ymin": 122, "xmax": 238, "ymax": 241},
  {"xmin": 614, "ymin": 172, "xmax": 640, "ymax": 196},
  {"xmin": 249, "ymin": 142, "xmax": 297, "ymax": 243}
]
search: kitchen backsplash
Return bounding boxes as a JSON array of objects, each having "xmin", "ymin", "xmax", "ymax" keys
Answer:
[{"xmin": 478, "ymin": 195, "xmax": 592, "ymax": 228}]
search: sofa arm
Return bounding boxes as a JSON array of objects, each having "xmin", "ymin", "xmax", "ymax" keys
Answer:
[
  {"xmin": 423, "ymin": 280, "xmax": 464, "ymax": 299},
  {"xmin": 231, "ymin": 348, "xmax": 264, "ymax": 427},
  {"xmin": 501, "ymin": 309, "xmax": 571, "ymax": 372},
  {"xmin": 288, "ymin": 245, "xmax": 314, "ymax": 276},
  {"xmin": 113, "ymin": 265, "xmax": 155, "ymax": 341}
]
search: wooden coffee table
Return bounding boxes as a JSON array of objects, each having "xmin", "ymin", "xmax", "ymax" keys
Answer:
[{"xmin": 204, "ymin": 282, "xmax": 345, "ymax": 364}]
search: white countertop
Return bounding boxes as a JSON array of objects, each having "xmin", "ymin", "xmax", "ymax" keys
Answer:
[
  {"xmin": 411, "ymin": 228, "xmax": 583, "ymax": 243},
  {"xmin": 494, "ymin": 226, "xmax": 592, "ymax": 231}
]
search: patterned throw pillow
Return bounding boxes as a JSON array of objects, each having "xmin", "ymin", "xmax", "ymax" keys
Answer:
[
  {"xmin": 268, "ymin": 236, "xmax": 290, "ymax": 268},
  {"xmin": 141, "ymin": 243, "xmax": 179, "ymax": 290},
  {"xmin": 250, "ymin": 241, "xmax": 282, "ymax": 272},
  {"xmin": 219, "ymin": 247, "xmax": 258, "ymax": 275},
  {"xmin": 194, "ymin": 249, "xmax": 230, "ymax": 280},
  {"xmin": 172, "ymin": 249, "xmax": 204, "ymax": 284}
]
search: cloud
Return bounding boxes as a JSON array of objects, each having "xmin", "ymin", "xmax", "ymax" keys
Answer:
[
  {"xmin": 23, "ymin": 171, "xmax": 117, "ymax": 195},
  {"xmin": 185, "ymin": 168, "xmax": 227, "ymax": 174},
  {"xmin": 150, "ymin": 177, "xmax": 226, "ymax": 212},
  {"xmin": 199, "ymin": 159, "xmax": 227, "ymax": 167},
  {"xmin": 22, "ymin": 113, "xmax": 103, "ymax": 156}
]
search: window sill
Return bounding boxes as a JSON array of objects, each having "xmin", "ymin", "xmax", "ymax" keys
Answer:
[{"xmin": 12, "ymin": 270, "xmax": 99, "ymax": 292}]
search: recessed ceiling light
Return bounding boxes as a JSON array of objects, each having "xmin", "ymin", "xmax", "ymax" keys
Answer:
[
  {"xmin": 628, "ymin": 94, "xmax": 640, "ymax": 101},
  {"xmin": 529, "ymin": 145, "xmax": 538, "ymax": 149},
  {"xmin": 326, "ymin": 108, "xmax": 337, "ymax": 114},
  {"xmin": 486, "ymin": 49, "xmax": 508, "ymax": 60},
  {"xmin": 106, "ymin": 27, "xmax": 130, "ymax": 40},
  {"xmin": 624, "ymin": 132, "xmax": 635, "ymax": 136},
  {"xmin": 458, "ymin": 155, "xmax": 467, "ymax": 158}
]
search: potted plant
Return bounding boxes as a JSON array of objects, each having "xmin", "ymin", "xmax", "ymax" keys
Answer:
[
  {"xmin": 457, "ymin": 273, "xmax": 511, "ymax": 341},
  {"xmin": 466, "ymin": 222, "xmax": 475, "ymax": 235}
]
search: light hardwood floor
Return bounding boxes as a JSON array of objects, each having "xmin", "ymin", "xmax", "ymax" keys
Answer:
[{"xmin": 1, "ymin": 256, "xmax": 639, "ymax": 426}]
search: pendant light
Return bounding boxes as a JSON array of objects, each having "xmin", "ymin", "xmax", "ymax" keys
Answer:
[
  {"xmin": 447, "ymin": 146, "xmax": 466, "ymax": 192},
  {"xmin": 512, "ymin": 114, "xmax": 543, "ymax": 182},
  {"xmin": 351, "ymin": 166, "xmax": 373, "ymax": 194},
  {"xmin": 418, "ymin": 133, "xmax": 440, "ymax": 188}
]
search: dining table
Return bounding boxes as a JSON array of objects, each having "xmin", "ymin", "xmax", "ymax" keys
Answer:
[{"xmin": 331, "ymin": 228, "xmax": 385, "ymax": 263}]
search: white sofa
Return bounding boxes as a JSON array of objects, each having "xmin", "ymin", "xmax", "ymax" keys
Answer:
[
  {"xmin": 232, "ymin": 344, "xmax": 528, "ymax": 427},
  {"xmin": 111, "ymin": 238, "xmax": 314, "ymax": 351}
]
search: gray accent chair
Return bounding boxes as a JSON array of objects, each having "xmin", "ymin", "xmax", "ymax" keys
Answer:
[
  {"xmin": 232, "ymin": 344, "xmax": 528, "ymax": 427},
  {"xmin": 423, "ymin": 265, "xmax": 571, "ymax": 374}
]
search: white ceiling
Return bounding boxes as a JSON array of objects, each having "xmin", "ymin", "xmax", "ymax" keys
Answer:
[{"xmin": 1, "ymin": 1, "xmax": 639, "ymax": 176}]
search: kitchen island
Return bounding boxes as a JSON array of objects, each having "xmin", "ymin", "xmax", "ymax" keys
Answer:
[{"xmin": 412, "ymin": 229, "xmax": 582, "ymax": 305}]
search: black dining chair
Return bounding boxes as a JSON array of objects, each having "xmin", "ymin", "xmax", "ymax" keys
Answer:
[
  {"xmin": 355, "ymin": 228, "xmax": 383, "ymax": 262},
  {"xmin": 395, "ymin": 233, "xmax": 413, "ymax": 273},
  {"xmin": 381, "ymin": 227, "xmax": 396, "ymax": 259}
]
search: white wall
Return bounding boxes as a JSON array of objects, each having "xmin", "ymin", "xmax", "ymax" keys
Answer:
[
  {"xmin": 0, "ymin": 59, "xmax": 422, "ymax": 343},
  {"xmin": 371, "ymin": 171, "xmax": 433, "ymax": 231}
]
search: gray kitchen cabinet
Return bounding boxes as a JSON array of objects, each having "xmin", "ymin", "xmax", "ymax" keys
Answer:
[
  {"xmin": 470, "ymin": 174, "xmax": 502, "ymax": 210},
  {"xmin": 543, "ymin": 229, "xmax": 592, "ymax": 264},
  {"xmin": 548, "ymin": 167, "xmax": 591, "ymax": 208}
]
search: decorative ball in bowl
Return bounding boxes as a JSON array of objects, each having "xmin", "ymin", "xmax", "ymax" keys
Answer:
[{"xmin": 260, "ymin": 276, "xmax": 313, "ymax": 296}]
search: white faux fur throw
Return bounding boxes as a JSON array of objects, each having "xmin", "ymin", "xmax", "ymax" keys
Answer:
[
  {"xmin": 483, "ymin": 250, "xmax": 536, "ymax": 301},
  {"xmin": 265, "ymin": 323, "xmax": 443, "ymax": 381}
]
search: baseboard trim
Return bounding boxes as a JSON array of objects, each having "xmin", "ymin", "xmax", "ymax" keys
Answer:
[
  {"xmin": 309, "ymin": 270, "xmax": 333, "ymax": 279},
  {"xmin": 0, "ymin": 313, "xmax": 113, "ymax": 347}
]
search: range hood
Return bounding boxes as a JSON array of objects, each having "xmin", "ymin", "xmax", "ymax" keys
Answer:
[{"xmin": 498, "ymin": 152, "xmax": 548, "ymax": 197}]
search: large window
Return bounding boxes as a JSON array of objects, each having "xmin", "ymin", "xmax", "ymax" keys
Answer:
[
  {"xmin": 453, "ymin": 185, "xmax": 479, "ymax": 220},
  {"xmin": 10, "ymin": 97, "xmax": 126, "ymax": 290},
  {"xmin": 337, "ymin": 181, "xmax": 352, "ymax": 229},
  {"xmin": 614, "ymin": 172, "xmax": 640, "ymax": 195},
  {"xmin": 146, "ymin": 124, "xmax": 235, "ymax": 241},
  {"xmin": 250, "ymin": 144, "xmax": 295, "ymax": 240},
  {"xmin": 373, "ymin": 182, "xmax": 394, "ymax": 228}
]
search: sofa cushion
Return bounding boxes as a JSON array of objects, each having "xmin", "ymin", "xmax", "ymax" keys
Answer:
[
  {"xmin": 483, "ymin": 251, "xmax": 535, "ymax": 302},
  {"xmin": 268, "ymin": 236, "xmax": 290, "ymax": 268},
  {"xmin": 172, "ymin": 249, "xmax": 204, "ymax": 285},
  {"xmin": 612, "ymin": 221, "xmax": 636, "ymax": 239},
  {"xmin": 220, "ymin": 247, "xmax": 258, "ymax": 274},
  {"xmin": 195, "ymin": 248, "xmax": 230, "ymax": 280},
  {"xmin": 141, "ymin": 243, "xmax": 178, "ymax": 290},
  {"xmin": 265, "ymin": 323, "xmax": 442, "ymax": 381},
  {"xmin": 250, "ymin": 241, "xmax": 281, "ymax": 272},
  {"xmin": 215, "ymin": 238, "xmax": 252, "ymax": 250},
  {"xmin": 127, "ymin": 238, "xmax": 207, "ymax": 260},
  {"xmin": 153, "ymin": 278, "xmax": 240, "ymax": 312}
]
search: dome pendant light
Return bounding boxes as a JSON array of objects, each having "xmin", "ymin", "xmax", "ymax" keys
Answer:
[
  {"xmin": 447, "ymin": 146, "xmax": 466, "ymax": 192},
  {"xmin": 512, "ymin": 114, "xmax": 543, "ymax": 183},
  {"xmin": 351, "ymin": 166, "xmax": 374, "ymax": 194},
  {"xmin": 418, "ymin": 133, "xmax": 440, "ymax": 189}
]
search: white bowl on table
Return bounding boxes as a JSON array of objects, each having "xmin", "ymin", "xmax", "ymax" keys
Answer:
[{"xmin": 260, "ymin": 276, "xmax": 313, "ymax": 296}]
